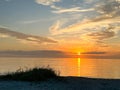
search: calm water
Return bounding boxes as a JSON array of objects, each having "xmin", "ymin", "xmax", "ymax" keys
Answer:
[{"xmin": 0, "ymin": 58, "xmax": 120, "ymax": 79}]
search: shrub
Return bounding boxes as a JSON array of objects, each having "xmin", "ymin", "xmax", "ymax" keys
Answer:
[{"xmin": 0, "ymin": 67, "xmax": 59, "ymax": 81}]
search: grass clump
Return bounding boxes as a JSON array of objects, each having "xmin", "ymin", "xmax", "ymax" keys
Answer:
[{"xmin": 0, "ymin": 67, "xmax": 59, "ymax": 81}]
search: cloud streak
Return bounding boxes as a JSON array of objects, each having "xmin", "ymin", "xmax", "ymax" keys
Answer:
[
  {"xmin": 0, "ymin": 50, "xmax": 70, "ymax": 58},
  {"xmin": 0, "ymin": 27, "xmax": 57, "ymax": 44},
  {"xmin": 35, "ymin": 0, "xmax": 95, "ymax": 14},
  {"xmin": 35, "ymin": 0, "xmax": 60, "ymax": 6},
  {"xmin": 52, "ymin": 7, "xmax": 94, "ymax": 14},
  {"xmin": 81, "ymin": 51, "xmax": 106, "ymax": 54},
  {"xmin": 0, "ymin": 50, "xmax": 120, "ymax": 59}
]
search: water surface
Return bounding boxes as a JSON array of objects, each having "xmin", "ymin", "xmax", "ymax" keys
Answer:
[{"xmin": 0, "ymin": 58, "xmax": 120, "ymax": 79}]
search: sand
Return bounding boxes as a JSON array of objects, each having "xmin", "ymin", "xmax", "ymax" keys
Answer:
[{"xmin": 0, "ymin": 77, "xmax": 120, "ymax": 90}]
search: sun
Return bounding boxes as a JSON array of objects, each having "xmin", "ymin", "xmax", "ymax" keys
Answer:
[{"xmin": 78, "ymin": 52, "xmax": 81, "ymax": 56}]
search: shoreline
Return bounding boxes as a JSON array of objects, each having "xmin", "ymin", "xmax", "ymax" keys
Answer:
[{"xmin": 0, "ymin": 77, "xmax": 120, "ymax": 90}]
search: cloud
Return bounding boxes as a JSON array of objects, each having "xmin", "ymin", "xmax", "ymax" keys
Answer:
[
  {"xmin": 35, "ymin": 0, "xmax": 95, "ymax": 14},
  {"xmin": 35, "ymin": 0, "xmax": 62, "ymax": 11},
  {"xmin": 81, "ymin": 51, "xmax": 106, "ymax": 54},
  {"xmin": 0, "ymin": 50, "xmax": 119, "ymax": 59},
  {"xmin": 96, "ymin": 0, "xmax": 120, "ymax": 17},
  {"xmin": 49, "ymin": 15, "xmax": 120, "ymax": 35},
  {"xmin": 84, "ymin": 0, "xmax": 94, "ymax": 4},
  {"xmin": 20, "ymin": 20, "xmax": 41, "ymax": 24},
  {"xmin": 87, "ymin": 26, "xmax": 116, "ymax": 40},
  {"xmin": 52, "ymin": 7, "xmax": 94, "ymax": 14},
  {"xmin": 35, "ymin": 0, "xmax": 60, "ymax": 6},
  {"xmin": 49, "ymin": 0, "xmax": 120, "ymax": 48},
  {"xmin": 20, "ymin": 17, "xmax": 59, "ymax": 24},
  {"xmin": 80, "ymin": 52, "xmax": 120, "ymax": 59},
  {"xmin": 0, "ymin": 27, "xmax": 57, "ymax": 44},
  {"xmin": 49, "ymin": 0, "xmax": 120, "ymax": 35},
  {"xmin": 49, "ymin": 20, "xmax": 67, "ymax": 35},
  {"xmin": 0, "ymin": 50, "xmax": 71, "ymax": 58},
  {"xmin": 0, "ymin": 33, "xmax": 9, "ymax": 38}
]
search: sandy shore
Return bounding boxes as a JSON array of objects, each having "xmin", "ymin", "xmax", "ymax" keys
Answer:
[{"xmin": 0, "ymin": 77, "xmax": 120, "ymax": 90}]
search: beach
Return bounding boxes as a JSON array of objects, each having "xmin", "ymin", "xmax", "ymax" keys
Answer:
[{"xmin": 0, "ymin": 77, "xmax": 120, "ymax": 90}]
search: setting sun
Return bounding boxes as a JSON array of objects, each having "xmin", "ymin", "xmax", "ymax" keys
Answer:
[{"xmin": 78, "ymin": 52, "xmax": 81, "ymax": 55}]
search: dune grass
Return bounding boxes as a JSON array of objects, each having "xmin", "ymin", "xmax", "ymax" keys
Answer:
[{"xmin": 0, "ymin": 67, "xmax": 59, "ymax": 81}]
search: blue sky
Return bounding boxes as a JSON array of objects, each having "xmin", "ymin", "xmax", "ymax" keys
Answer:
[
  {"xmin": 0, "ymin": 0, "xmax": 55, "ymax": 35},
  {"xmin": 0, "ymin": 0, "xmax": 120, "ymax": 58},
  {"xmin": 0, "ymin": 0, "xmax": 97, "ymax": 35}
]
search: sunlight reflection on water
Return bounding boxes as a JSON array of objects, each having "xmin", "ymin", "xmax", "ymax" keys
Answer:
[{"xmin": 0, "ymin": 58, "xmax": 120, "ymax": 79}]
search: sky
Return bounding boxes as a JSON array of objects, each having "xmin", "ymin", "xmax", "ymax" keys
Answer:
[{"xmin": 0, "ymin": 0, "xmax": 120, "ymax": 58}]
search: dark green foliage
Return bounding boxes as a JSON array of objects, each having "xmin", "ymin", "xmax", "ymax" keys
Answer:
[{"xmin": 0, "ymin": 67, "xmax": 59, "ymax": 81}]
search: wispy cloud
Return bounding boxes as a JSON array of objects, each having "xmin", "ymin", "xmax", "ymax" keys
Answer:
[
  {"xmin": 49, "ymin": 0, "xmax": 120, "ymax": 34},
  {"xmin": 49, "ymin": 0, "xmax": 120, "ymax": 47},
  {"xmin": 49, "ymin": 20, "xmax": 67, "ymax": 35},
  {"xmin": 49, "ymin": 15, "xmax": 120, "ymax": 35},
  {"xmin": 35, "ymin": 0, "xmax": 62, "ymax": 11},
  {"xmin": 49, "ymin": 0, "xmax": 120, "ymax": 48},
  {"xmin": 96, "ymin": 0, "xmax": 120, "ymax": 17},
  {"xmin": 87, "ymin": 26, "xmax": 116, "ymax": 40},
  {"xmin": 52, "ymin": 7, "xmax": 94, "ymax": 14},
  {"xmin": 0, "ymin": 27, "xmax": 57, "ymax": 44},
  {"xmin": 35, "ymin": 0, "xmax": 95, "ymax": 14},
  {"xmin": 35, "ymin": 0, "xmax": 60, "ymax": 6},
  {"xmin": 20, "ymin": 20, "xmax": 41, "ymax": 24},
  {"xmin": 20, "ymin": 17, "xmax": 59, "ymax": 24},
  {"xmin": 84, "ymin": 0, "xmax": 94, "ymax": 4}
]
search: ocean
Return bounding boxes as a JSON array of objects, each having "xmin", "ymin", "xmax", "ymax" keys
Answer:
[{"xmin": 0, "ymin": 57, "xmax": 120, "ymax": 79}]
